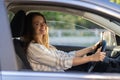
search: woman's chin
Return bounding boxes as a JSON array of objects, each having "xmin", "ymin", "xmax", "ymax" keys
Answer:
[{"xmin": 40, "ymin": 32, "xmax": 46, "ymax": 35}]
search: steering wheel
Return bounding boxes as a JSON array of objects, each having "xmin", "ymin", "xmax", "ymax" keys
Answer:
[{"xmin": 88, "ymin": 40, "xmax": 106, "ymax": 72}]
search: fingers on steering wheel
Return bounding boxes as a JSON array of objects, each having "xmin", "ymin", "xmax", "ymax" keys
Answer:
[
  {"xmin": 97, "ymin": 47, "xmax": 102, "ymax": 52},
  {"xmin": 100, "ymin": 52, "xmax": 106, "ymax": 61}
]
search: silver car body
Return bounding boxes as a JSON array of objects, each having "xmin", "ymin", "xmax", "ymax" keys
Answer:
[{"xmin": 0, "ymin": 0, "xmax": 120, "ymax": 80}]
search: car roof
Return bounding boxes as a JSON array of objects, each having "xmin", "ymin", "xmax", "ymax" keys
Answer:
[
  {"xmin": 5, "ymin": 0, "xmax": 120, "ymax": 21},
  {"xmin": 5, "ymin": 0, "xmax": 120, "ymax": 35},
  {"xmin": 5, "ymin": 0, "xmax": 120, "ymax": 12}
]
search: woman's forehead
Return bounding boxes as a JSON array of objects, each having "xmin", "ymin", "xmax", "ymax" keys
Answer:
[{"xmin": 32, "ymin": 15, "xmax": 44, "ymax": 23}]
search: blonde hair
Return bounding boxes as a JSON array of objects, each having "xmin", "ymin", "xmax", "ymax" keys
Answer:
[{"xmin": 39, "ymin": 27, "xmax": 49, "ymax": 48}]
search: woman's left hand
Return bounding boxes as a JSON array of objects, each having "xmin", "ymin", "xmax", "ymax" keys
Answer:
[{"xmin": 92, "ymin": 40, "xmax": 102, "ymax": 51}]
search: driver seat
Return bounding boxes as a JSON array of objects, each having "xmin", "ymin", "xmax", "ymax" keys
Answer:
[{"xmin": 11, "ymin": 10, "xmax": 32, "ymax": 70}]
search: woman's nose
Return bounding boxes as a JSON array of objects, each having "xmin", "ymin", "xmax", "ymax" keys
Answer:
[
  {"xmin": 40, "ymin": 23, "xmax": 45, "ymax": 28},
  {"xmin": 40, "ymin": 25, "xmax": 45, "ymax": 29}
]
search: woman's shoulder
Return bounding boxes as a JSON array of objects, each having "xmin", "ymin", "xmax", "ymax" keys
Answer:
[
  {"xmin": 49, "ymin": 45, "xmax": 57, "ymax": 50},
  {"xmin": 29, "ymin": 41, "xmax": 39, "ymax": 45},
  {"xmin": 29, "ymin": 41, "xmax": 45, "ymax": 49}
]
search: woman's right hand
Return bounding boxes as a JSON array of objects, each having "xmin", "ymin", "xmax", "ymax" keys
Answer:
[{"xmin": 90, "ymin": 47, "xmax": 106, "ymax": 62}]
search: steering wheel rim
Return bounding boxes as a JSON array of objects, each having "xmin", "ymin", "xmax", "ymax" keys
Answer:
[{"xmin": 88, "ymin": 40, "xmax": 106, "ymax": 72}]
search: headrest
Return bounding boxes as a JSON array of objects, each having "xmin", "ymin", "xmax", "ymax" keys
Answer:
[{"xmin": 11, "ymin": 10, "xmax": 26, "ymax": 37}]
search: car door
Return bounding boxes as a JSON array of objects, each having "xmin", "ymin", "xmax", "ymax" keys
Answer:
[{"xmin": 2, "ymin": 0, "xmax": 120, "ymax": 80}]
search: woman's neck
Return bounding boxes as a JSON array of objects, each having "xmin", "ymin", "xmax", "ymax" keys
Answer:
[{"xmin": 34, "ymin": 35, "xmax": 43, "ymax": 44}]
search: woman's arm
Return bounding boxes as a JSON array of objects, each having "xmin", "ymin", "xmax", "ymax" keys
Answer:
[
  {"xmin": 75, "ymin": 41, "xmax": 102, "ymax": 57},
  {"xmin": 75, "ymin": 46, "xmax": 94, "ymax": 57},
  {"xmin": 27, "ymin": 42, "xmax": 105, "ymax": 70},
  {"xmin": 72, "ymin": 48, "xmax": 106, "ymax": 66},
  {"xmin": 27, "ymin": 43, "xmax": 74, "ymax": 70}
]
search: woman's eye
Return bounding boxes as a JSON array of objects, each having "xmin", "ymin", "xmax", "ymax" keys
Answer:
[
  {"xmin": 34, "ymin": 23, "xmax": 39, "ymax": 26},
  {"xmin": 33, "ymin": 22, "xmax": 46, "ymax": 27}
]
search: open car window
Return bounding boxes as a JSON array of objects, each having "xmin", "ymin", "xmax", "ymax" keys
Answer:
[{"xmin": 38, "ymin": 11, "xmax": 105, "ymax": 47}]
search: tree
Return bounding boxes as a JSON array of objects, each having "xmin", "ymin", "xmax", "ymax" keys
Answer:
[
  {"xmin": 41, "ymin": 11, "xmax": 101, "ymax": 29},
  {"xmin": 110, "ymin": 0, "xmax": 120, "ymax": 4}
]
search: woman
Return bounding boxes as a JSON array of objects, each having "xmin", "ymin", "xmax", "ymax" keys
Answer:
[{"xmin": 24, "ymin": 12, "xmax": 106, "ymax": 72}]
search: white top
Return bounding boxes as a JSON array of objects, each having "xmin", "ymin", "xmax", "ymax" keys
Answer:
[{"xmin": 27, "ymin": 42, "xmax": 76, "ymax": 72}]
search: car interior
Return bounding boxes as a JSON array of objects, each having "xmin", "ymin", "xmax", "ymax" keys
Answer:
[{"xmin": 10, "ymin": 10, "xmax": 89, "ymax": 72}]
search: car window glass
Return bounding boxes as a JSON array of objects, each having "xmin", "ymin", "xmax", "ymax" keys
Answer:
[
  {"xmin": 8, "ymin": 11, "xmax": 14, "ymax": 22},
  {"xmin": 40, "ymin": 11, "xmax": 105, "ymax": 47}
]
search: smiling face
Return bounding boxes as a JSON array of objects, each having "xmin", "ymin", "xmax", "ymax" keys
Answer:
[{"xmin": 32, "ymin": 15, "xmax": 47, "ymax": 36}]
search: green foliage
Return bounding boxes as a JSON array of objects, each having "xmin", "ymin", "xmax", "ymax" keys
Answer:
[
  {"xmin": 41, "ymin": 11, "xmax": 101, "ymax": 29},
  {"xmin": 110, "ymin": 0, "xmax": 120, "ymax": 4},
  {"xmin": 8, "ymin": 11, "xmax": 14, "ymax": 22}
]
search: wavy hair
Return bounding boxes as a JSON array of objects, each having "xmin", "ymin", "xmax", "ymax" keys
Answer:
[{"xmin": 24, "ymin": 12, "xmax": 49, "ymax": 49}]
